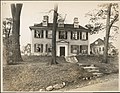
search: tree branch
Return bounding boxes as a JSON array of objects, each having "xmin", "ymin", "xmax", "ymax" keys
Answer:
[{"xmin": 110, "ymin": 14, "xmax": 119, "ymax": 28}]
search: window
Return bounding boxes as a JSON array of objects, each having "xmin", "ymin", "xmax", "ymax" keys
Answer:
[
  {"xmin": 103, "ymin": 47, "xmax": 104, "ymax": 51},
  {"xmin": 99, "ymin": 47, "xmax": 101, "ymax": 51},
  {"xmin": 71, "ymin": 45, "xmax": 79, "ymax": 54},
  {"xmin": 59, "ymin": 31, "xmax": 67, "ymax": 39},
  {"xmin": 46, "ymin": 44, "xmax": 52, "ymax": 52},
  {"xmin": 80, "ymin": 32, "xmax": 88, "ymax": 40},
  {"xmin": 80, "ymin": 45, "xmax": 88, "ymax": 54},
  {"xmin": 46, "ymin": 30, "xmax": 52, "ymax": 38},
  {"xmin": 34, "ymin": 44, "xmax": 43, "ymax": 53},
  {"xmin": 34, "ymin": 30, "xmax": 43, "ymax": 38},
  {"xmin": 71, "ymin": 31, "xmax": 79, "ymax": 40}
]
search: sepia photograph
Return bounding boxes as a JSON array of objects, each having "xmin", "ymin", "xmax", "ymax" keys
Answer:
[{"xmin": 1, "ymin": 0, "xmax": 120, "ymax": 92}]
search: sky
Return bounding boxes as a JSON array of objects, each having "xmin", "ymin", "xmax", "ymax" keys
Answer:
[{"xmin": 1, "ymin": 1, "xmax": 120, "ymax": 49}]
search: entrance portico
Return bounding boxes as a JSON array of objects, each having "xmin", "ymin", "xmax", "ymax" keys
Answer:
[{"xmin": 56, "ymin": 40, "xmax": 69, "ymax": 56}]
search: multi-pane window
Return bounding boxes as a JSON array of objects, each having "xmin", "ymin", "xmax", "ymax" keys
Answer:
[
  {"xmin": 46, "ymin": 30, "xmax": 52, "ymax": 38},
  {"xmin": 34, "ymin": 30, "xmax": 43, "ymax": 38},
  {"xmin": 80, "ymin": 45, "xmax": 88, "ymax": 54},
  {"xmin": 59, "ymin": 31, "xmax": 67, "ymax": 39},
  {"xmin": 71, "ymin": 45, "xmax": 79, "ymax": 54},
  {"xmin": 46, "ymin": 44, "xmax": 52, "ymax": 52},
  {"xmin": 71, "ymin": 31, "xmax": 79, "ymax": 40},
  {"xmin": 80, "ymin": 32, "xmax": 88, "ymax": 40},
  {"xmin": 34, "ymin": 44, "xmax": 43, "ymax": 53}
]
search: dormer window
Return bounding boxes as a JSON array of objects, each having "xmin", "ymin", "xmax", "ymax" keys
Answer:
[
  {"xmin": 58, "ymin": 19, "xmax": 64, "ymax": 27},
  {"xmin": 73, "ymin": 17, "xmax": 79, "ymax": 28},
  {"xmin": 42, "ymin": 15, "xmax": 49, "ymax": 26}
]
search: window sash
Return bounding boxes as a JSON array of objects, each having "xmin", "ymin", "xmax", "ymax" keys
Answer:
[
  {"xmin": 34, "ymin": 44, "xmax": 43, "ymax": 53},
  {"xmin": 34, "ymin": 30, "xmax": 44, "ymax": 38},
  {"xmin": 59, "ymin": 31, "xmax": 67, "ymax": 39},
  {"xmin": 71, "ymin": 45, "xmax": 79, "ymax": 54},
  {"xmin": 71, "ymin": 31, "xmax": 79, "ymax": 40},
  {"xmin": 80, "ymin": 45, "xmax": 88, "ymax": 54}
]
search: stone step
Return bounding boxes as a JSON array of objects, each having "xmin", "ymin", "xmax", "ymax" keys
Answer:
[{"xmin": 65, "ymin": 56, "xmax": 78, "ymax": 63}]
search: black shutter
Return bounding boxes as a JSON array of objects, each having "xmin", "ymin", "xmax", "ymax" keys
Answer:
[
  {"xmin": 86, "ymin": 32, "xmax": 88, "ymax": 40},
  {"xmin": 46, "ymin": 30, "xmax": 48, "ymax": 38},
  {"xmin": 41, "ymin": 44, "xmax": 43, "ymax": 53},
  {"xmin": 59, "ymin": 31, "xmax": 60, "ymax": 39},
  {"xmin": 46, "ymin": 44, "xmax": 48, "ymax": 52},
  {"xmin": 80, "ymin": 45, "xmax": 82, "ymax": 53},
  {"xmin": 71, "ymin": 31, "xmax": 73, "ymax": 39},
  {"xmin": 80, "ymin": 32, "xmax": 82, "ymax": 40},
  {"xmin": 34, "ymin": 44, "xmax": 36, "ymax": 52},
  {"xmin": 41, "ymin": 30, "xmax": 44, "ymax": 38},
  {"xmin": 71, "ymin": 45, "xmax": 73, "ymax": 53},
  {"xmin": 34, "ymin": 30, "xmax": 36, "ymax": 38},
  {"xmin": 66, "ymin": 31, "xmax": 67, "ymax": 39},
  {"xmin": 77, "ymin": 32, "xmax": 79, "ymax": 39}
]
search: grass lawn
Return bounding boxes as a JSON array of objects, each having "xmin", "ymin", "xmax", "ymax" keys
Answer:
[{"xmin": 3, "ymin": 55, "xmax": 119, "ymax": 91}]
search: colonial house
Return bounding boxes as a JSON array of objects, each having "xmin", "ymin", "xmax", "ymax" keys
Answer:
[
  {"xmin": 29, "ymin": 15, "xmax": 90, "ymax": 56},
  {"xmin": 90, "ymin": 38, "xmax": 116, "ymax": 55}
]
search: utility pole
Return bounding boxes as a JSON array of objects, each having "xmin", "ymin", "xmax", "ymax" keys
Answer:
[{"xmin": 51, "ymin": 4, "xmax": 58, "ymax": 64}]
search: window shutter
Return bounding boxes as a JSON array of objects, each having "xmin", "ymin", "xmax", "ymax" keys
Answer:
[
  {"xmin": 77, "ymin": 32, "xmax": 79, "ymax": 39},
  {"xmin": 34, "ymin": 30, "xmax": 36, "ymax": 38},
  {"xmin": 80, "ymin": 32, "xmax": 82, "ymax": 40},
  {"xmin": 71, "ymin": 31, "xmax": 73, "ymax": 39},
  {"xmin": 66, "ymin": 32, "xmax": 67, "ymax": 39},
  {"xmin": 59, "ymin": 31, "xmax": 60, "ymax": 39},
  {"xmin": 46, "ymin": 30, "xmax": 48, "ymax": 38},
  {"xmin": 46, "ymin": 44, "xmax": 48, "ymax": 52},
  {"xmin": 80, "ymin": 45, "xmax": 82, "ymax": 53},
  {"xmin": 34, "ymin": 44, "xmax": 36, "ymax": 52},
  {"xmin": 41, "ymin": 30, "xmax": 44, "ymax": 38},
  {"xmin": 86, "ymin": 32, "xmax": 88, "ymax": 40},
  {"xmin": 41, "ymin": 44, "xmax": 43, "ymax": 53}
]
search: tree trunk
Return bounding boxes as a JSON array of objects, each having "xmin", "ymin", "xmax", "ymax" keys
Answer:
[
  {"xmin": 11, "ymin": 4, "xmax": 23, "ymax": 63},
  {"xmin": 50, "ymin": 4, "xmax": 58, "ymax": 65},
  {"xmin": 103, "ymin": 4, "xmax": 112, "ymax": 63}
]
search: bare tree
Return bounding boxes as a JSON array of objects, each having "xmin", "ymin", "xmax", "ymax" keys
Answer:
[
  {"xmin": 85, "ymin": 3, "xmax": 119, "ymax": 63},
  {"xmin": 11, "ymin": 3, "xmax": 23, "ymax": 63}
]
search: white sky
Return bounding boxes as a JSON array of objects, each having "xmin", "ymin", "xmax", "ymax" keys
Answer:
[{"xmin": 1, "ymin": 1, "xmax": 120, "ymax": 49}]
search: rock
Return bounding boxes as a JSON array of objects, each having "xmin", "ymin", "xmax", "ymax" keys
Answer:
[
  {"xmin": 46, "ymin": 86, "xmax": 53, "ymax": 91},
  {"xmin": 53, "ymin": 82, "xmax": 65, "ymax": 89},
  {"xmin": 39, "ymin": 88, "xmax": 45, "ymax": 91}
]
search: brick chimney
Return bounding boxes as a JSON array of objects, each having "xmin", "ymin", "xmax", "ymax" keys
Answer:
[
  {"xmin": 42, "ymin": 15, "xmax": 49, "ymax": 26},
  {"xmin": 73, "ymin": 17, "xmax": 79, "ymax": 28}
]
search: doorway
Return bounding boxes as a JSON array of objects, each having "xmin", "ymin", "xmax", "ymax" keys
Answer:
[{"xmin": 60, "ymin": 47, "xmax": 65, "ymax": 56}]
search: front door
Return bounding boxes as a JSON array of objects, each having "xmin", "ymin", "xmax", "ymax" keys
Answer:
[{"xmin": 60, "ymin": 47, "xmax": 65, "ymax": 56}]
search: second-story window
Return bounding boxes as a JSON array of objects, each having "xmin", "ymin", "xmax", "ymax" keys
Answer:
[
  {"xmin": 34, "ymin": 30, "xmax": 43, "ymax": 38},
  {"xmin": 71, "ymin": 31, "xmax": 79, "ymax": 40},
  {"xmin": 59, "ymin": 31, "xmax": 67, "ymax": 39},
  {"xmin": 46, "ymin": 30, "xmax": 52, "ymax": 39},
  {"xmin": 80, "ymin": 32, "xmax": 88, "ymax": 40}
]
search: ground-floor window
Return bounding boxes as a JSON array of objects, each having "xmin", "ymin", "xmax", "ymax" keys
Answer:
[
  {"xmin": 80, "ymin": 45, "xmax": 88, "ymax": 54},
  {"xmin": 71, "ymin": 45, "xmax": 79, "ymax": 54},
  {"xmin": 34, "ymin": 44, "xmax": 43, "ymax": 53},
  {"xmin": 46, "ymin": 44, "xmax": 52, "ymax": 53}
]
